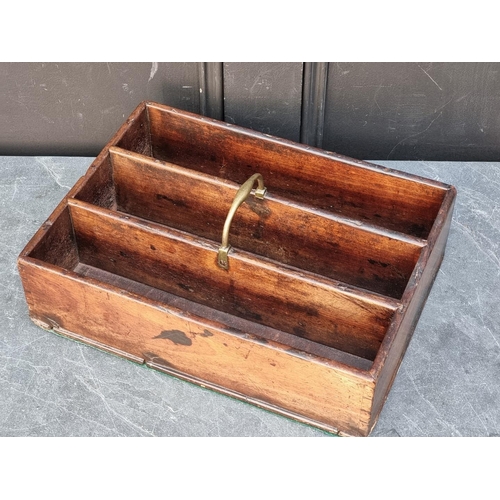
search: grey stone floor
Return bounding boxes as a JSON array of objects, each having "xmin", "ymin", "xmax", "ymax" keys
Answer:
[{"xmin": 1, "ymin": 156, "xmax": 499, "ymax": 437}]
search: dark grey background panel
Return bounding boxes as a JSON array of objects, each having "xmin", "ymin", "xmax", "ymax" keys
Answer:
[
  {"xmin": 323, "ymin": 62, "xmax": 500, "ymax": 161},
  {"xmin": 2, "ymin": 62, "xmax": 500, "ymax": 161},
  {"xmin": 300, "ymin": 62, "xmax": 329, "ymax": 148},
  {"xmin": 199, "ymin": 62, "xmax": 224, "ymax": 120},
  {"xmin": 223, "ymin": 62, "xmax": 303, "ymax": 142},
  {"xmin": 0, "ymin": 62, "xmax": 201, "ymax": 156}
]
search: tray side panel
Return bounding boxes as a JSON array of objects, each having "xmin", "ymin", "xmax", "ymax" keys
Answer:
[
  {"xmin": 18, "ymin": 257, "xmax": 375, "ymax": 436},
  {"xmin": 369, "ymin": 189, "xmax": 456, "ymax": 431}
]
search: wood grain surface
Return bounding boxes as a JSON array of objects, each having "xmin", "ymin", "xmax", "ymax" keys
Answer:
[
  {"xmin": 68, "ymin": 198, "xmax": 398, "ymax": 360},
  {"xmin": 108, "ymin": 147, "xmax": 424, "ymax": 298},
  {"xmin": 146, "ymin": 103, "xmax": 448, "ymax": 237}
]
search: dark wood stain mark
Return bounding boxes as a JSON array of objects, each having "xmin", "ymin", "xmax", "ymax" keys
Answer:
[
  {"xmin": 293, "ymin": 326, "xmax": 307, "ymax": 338},
  {"xmin": 251, "ymin": 336, "xmax": 268, "ymax": 345},
  {"xmin": 409, "ymin": 223, "xmax": 427, "ymax": 238},
  {"xmin": 154, "ymin": 329, "xmax": 192, "ymax": 346},
  {"xmin": 246, "ymin": 198, "xmax": 272, "ymax": 218},
  {"xmin": 143, "ymin": 351, "xmax": 176, "ymax": 369},
  {"xmin": 156, "ymin": 193, "xmax": 188, "ymax": 208},
  {"xmin": 177, "ymin": 283, "xmax": 194, "ymax": 292},
  {"xmin": 232, "ymin": 305, "xmax": 262, "ymax": 322},
  {"xmin": 368, "ymin": 259, "xmax": 390, "ymax": 268},
  {"xmin": 201, "ymin": 329, "xmax": 213, "ymax": 337},
  {"xmin": 285, "ymin": 301, "xmax": 319, "ymax": 318},
  {"xmin": 226, "ymin": 327, "xmax": 244, "ymax": 335},
  {"xmin": 42, "ymin": 315, "xmax": 62, "ymax": 330},
  {"xmin": 286, "ymin": 348, "xmax": 310, "ymax": 360},
  {"xmin": 251, "ymin": 222, "xmax": 265, "ymax": 240}
]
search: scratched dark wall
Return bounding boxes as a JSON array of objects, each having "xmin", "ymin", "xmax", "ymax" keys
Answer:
[
  {"xmin": 1, "ymin": 62, "xmax": 499, "ymax": 160},
  {"xmin": 323, "ymin": 62, "xmax": 500, "ymax": 161},
  {"xmin": 0, "ymin": 62, "xmax": 201, "ymax": 156},
  {"xmin": 223, "ymin": 62, "xmax": 303, "ymax": 142}
]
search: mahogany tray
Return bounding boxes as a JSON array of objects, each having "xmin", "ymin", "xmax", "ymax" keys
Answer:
[{"xmin": 17, "ymin": 101, "xmax": 456, "ymax": 436}]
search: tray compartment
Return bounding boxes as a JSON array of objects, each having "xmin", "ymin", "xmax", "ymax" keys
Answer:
[
  {"xmin": 76, "ymin": 147, "xmax": 425, "ymax": 299},
  {"xmin": 68, "ymin": 198, "xmax": 399, "ymax": 361},
  {"xmin": 28, "ymin": 206, "xmax": 79, "ymax": 270}
]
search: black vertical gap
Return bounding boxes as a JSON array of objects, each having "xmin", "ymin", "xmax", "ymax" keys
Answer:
[
  {"xmin": 300, "ymin": 62, "xmax": 329, "ymax": 148},
  {"xmin": 199, "ymin": 62, "xmax": 224, "ymax": 121}
]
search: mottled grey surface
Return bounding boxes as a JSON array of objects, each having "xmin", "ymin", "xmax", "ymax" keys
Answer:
[
  {"xmin": 372, "ymin": 161, "xmax": 500, "ymax": 437},
  {"xmin": 1, "ymin": 157, "xmax": 499, "ymax": 436}
]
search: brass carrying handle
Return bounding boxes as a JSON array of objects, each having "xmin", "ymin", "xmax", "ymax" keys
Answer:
[{"xmin": 217, "ymin": 173, "xmax": 267, "ymax": 270}]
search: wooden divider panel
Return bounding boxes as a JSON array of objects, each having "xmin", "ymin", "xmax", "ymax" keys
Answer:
[
  {"xmin": 146, "ymin": 103, "xmax": 448, "ymax": 238},
  {"xmin": 110, "ymin": 147, "xmax": 424, "ymax": 298}
]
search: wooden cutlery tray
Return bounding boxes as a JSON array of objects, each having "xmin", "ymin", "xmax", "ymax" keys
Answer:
[{"xmin": 17, "ymin": 101, "xmax": 456, "ymax": 436}]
